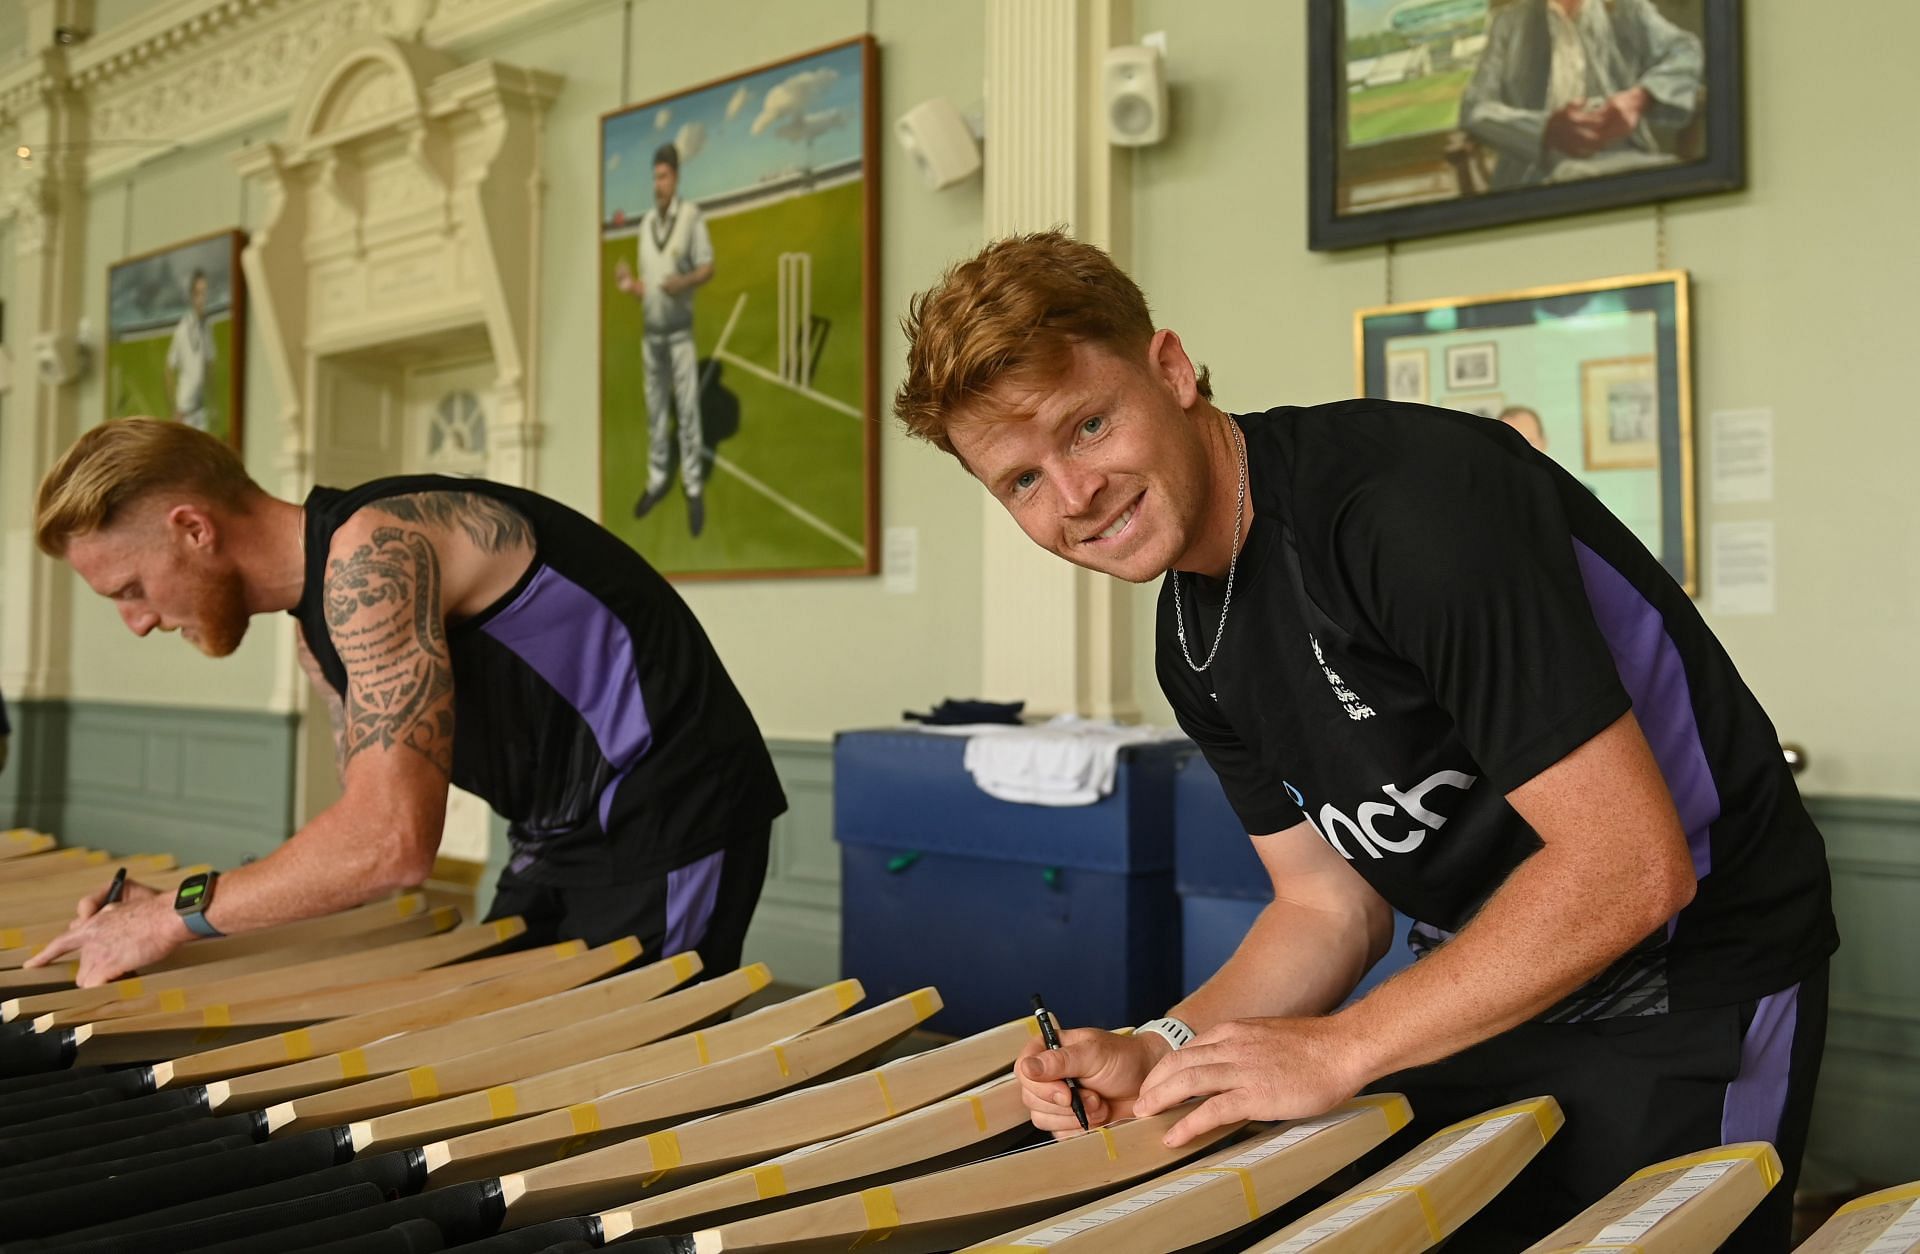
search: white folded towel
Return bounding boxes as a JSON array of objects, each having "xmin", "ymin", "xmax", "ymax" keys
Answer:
[{"xmin": 959, "ymin": 715, "xmax": 1185, "ymax": 807}]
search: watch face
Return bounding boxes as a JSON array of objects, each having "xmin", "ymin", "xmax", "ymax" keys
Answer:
[{"xmin": 176, "ymin": 872, "xmax": 214, "ymax": 912}]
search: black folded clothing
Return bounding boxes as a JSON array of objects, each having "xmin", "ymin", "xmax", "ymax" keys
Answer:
[{"xmin": 902, "ymin": 698, "xmax": 1024, "ymax": 725}]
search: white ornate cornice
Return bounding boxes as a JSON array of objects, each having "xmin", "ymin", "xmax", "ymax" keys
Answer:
[
  {"xmin": 0, "ymin": 0, "xmax": 586, "ymax": 185},
  {"xmin": 0, "ymin": 59, "xmax": 48, "ymax": 126}
]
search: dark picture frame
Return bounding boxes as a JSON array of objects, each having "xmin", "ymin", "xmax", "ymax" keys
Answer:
[
  {"xmin": 598, "ymin": 35, "xmax": 880, "ymax": 581},
  {"xmin": 106, "ymin": 228, "xmax": 248, "ymax": 451},
  {"xmin": 1308, "ymin": 0, "xmax": 1744, "ymax": 250},
  {"xmin": 1355, "ymin": 270, "xmax": 1696, "ymax": 592}
]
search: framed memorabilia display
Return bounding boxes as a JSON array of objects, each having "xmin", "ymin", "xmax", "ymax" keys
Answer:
[{"xmin": 1356, "ymin": 270, "xmax": 1696, "ymax": 591}]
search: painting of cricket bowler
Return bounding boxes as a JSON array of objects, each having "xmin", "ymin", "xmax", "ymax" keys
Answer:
[
  {"xmin": 600, "ymin": 36, "xmax": 879, "ymax": 579},
  {"xmin": 106, "ymin": 228, "xmax": 247, "ymax": 450}
]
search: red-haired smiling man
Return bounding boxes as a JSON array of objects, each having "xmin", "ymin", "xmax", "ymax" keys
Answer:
[{"xmin": 895, "ymin": 231, "xmax": 1835, "ymax": 1253}]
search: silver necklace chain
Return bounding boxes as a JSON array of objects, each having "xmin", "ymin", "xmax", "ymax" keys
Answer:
[{"xmin": 1173, "ymin": 416, "xmax": 1247, "ymax": 673}]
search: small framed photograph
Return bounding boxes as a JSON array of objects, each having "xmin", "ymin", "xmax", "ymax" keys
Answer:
[
  {"xmin": 1450, "ymin": 392, "xmax": 1506, "ymax": 420},
  {"xmin": 1582, "ymin": 355, "xmax": 1659, "ymax": 469},
  {"xmin": 106, "ymin": 228, "xmax": 248, "ymax": 450},
  {"xmin": 1445, "ymin": 341, "xmax": 1499, "ymax": 391},
  {"xmin": 1356, "ymin": 270, "xmax": 1695, "ymax": 592},
  {"xmin": 1385, "ymin": 347, "xmax": 1429, "ymax": 403}
]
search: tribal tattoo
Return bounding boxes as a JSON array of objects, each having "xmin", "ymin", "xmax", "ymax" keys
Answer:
[
  {"xmin": 323, "ymin": 526, "xmax": 456, "ymax": 777},
  {"xmin": 374, "ymin": 492, "xmax": 533, "ymax": 554}
]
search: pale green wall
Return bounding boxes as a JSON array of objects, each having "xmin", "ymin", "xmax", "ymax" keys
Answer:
[{"xmin": 1126, "ymin": 2, "xmax": 1920, "ymax": 802}]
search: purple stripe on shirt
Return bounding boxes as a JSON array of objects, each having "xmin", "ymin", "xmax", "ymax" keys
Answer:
[
  {"xmin": 1722, "ymin": 982, "xmax": 1799, "ymax": 1144},
  {"xmin": 665, "ymin": 847, "xmax": 727, "ymax": 957},
  {"xmin": 1572, "ymin": 541, "xmax": 1721, "ymax": 882},
  {"xmin": 480, "ymin": 565, "xmax": 653, "ymax": 829}
]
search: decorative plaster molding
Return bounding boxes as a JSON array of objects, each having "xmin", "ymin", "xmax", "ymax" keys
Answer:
[
  {"xmin": 0, "ymin": 0, "xmax": 589, "ymax": 185},
  {"xmin": 84, "ymin": 0, "xmax": 423, "ymax": 182},
  {"xmin": 0, "ymin": 58, "xmax": 48, "ymax": 125}
]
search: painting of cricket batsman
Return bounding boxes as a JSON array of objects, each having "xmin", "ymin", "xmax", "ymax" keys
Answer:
[
  {"xmin": 106, "ymin": 228, "xmax": 247, "ymax": 449},
  {"xmin": 600, "ymin": 36, "xmax": 878, "ymax": 579}
]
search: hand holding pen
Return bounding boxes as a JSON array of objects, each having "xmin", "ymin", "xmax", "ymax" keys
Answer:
[{"xmin": 1031, "ymin": 992, "xmax": 1089, "ymax": 1131}]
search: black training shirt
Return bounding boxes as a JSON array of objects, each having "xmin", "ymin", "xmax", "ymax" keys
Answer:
[
  {"xmin": 291, "ymin": 475, "xmax": 786, "ymax": 885},
  {"xmin": 1158, "ymin": 402, "xmax": 1836, "ymax": 1019}
]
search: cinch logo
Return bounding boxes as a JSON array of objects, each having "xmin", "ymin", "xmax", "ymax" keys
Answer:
[{"xmin": 1287, "ymin": 769, "xmax": 1477, "ymax": 860}]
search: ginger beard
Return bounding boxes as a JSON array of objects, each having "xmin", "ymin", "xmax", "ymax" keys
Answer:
[{"xmin": 182, "ymin": 562, "xmax": 251, "ymax": 657}]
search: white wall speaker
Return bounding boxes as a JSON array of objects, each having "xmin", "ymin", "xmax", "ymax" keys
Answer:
[
  {"xmin": 895, "ymin": 98, "xmax": 982, "ymax": 190},
  {"xmin": 1104, "ymin": 45, "xmax": 1167, "ymax": 147}
]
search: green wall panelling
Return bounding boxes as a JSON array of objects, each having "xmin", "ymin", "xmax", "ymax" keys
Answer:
[
  {"xmin": 0, "ymin": 700, "xmax": 70, "ymax": 836},
  {"xmin": 0, "ymin": 700, "xmax": 296, "ymax": 873},
  {"xmin": 1805, "ymin": 794, "xmax": 1920, "ymax": 1186},
  {"xmin": 742, "ymin": 739, "xmax": 840, "ymax": 989}
]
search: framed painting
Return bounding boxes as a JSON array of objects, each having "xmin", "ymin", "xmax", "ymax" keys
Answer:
[
  {"xmin": 106, "ymin": 228, "xmax": 247, "ymax": 450},
  {"xmin": 1355, "ymin": 270, "xmax": 1696, "ymax": 592},
  {"xmin": 1308, "ymin": 0, "xmax": 1744, "ymax": 250},
  {"xmin": 599, "ymin": 35, "xmax": 879, "ymax": 580}
]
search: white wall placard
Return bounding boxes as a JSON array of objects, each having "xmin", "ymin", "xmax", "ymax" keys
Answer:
[
  {"xmin": 1710, "ymin": 408, "xmax": 1775, "ymax": 504},
  {"xmin": 885, "ymin": 526, "xmax": 920, "ymax": 595}
]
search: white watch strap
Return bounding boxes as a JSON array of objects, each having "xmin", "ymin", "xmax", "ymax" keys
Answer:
[{"xmin": 1137, "ymin": 1016, "xmax": 1195, "ymax": 1050}]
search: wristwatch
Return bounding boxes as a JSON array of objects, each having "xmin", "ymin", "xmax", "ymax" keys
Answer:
[
  {"xmin": 1137, "ymin": 1016, "xmax": 1195, "ymax": 1051},
  {"xmin": 173, "ymin": 870, "xmax": 224, "ymax": 938}
]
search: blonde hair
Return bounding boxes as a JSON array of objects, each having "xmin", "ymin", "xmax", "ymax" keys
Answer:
[
  {"xmin": 36, "ymin": 418, "xmax": 259, "ymax": 557},
  {"xmin": 894, "ymin": 230, "xmax": 1210, "ymax": 456}
]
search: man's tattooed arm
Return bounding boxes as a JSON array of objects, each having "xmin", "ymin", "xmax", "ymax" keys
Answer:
[
  {"xmin": 293, "ymin": 628, "xmax": 349, "ymax": 782},
  {"xmin": 373, "ymin": 492, "xmax": 534, "ymax": 554},
  {"xmin": 323, "ymin": 526, "xmax": 456, "ymax": 778}
]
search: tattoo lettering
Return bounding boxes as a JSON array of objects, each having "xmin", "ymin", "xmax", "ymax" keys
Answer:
[
  {"xmin": 323, "ymin": 527, "xmax": 456, "ymax": 777},
  {"xmin": 374, "ymin": 492, "xmax": 533, "ymax": 554}
]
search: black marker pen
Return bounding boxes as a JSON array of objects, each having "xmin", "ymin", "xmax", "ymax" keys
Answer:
[{"xmin": 1031, "ymin": 992, "xmax": 1089, "ymax": 1132}]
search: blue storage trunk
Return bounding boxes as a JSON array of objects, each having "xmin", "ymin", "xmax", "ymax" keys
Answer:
[
  {"xmin": 835, "ymin": 728, "xmax": 1190, "ymax": 1037},
  {"xmin": 1174, "ymin": 754, "xmax": 1417, "ymax": 998}
]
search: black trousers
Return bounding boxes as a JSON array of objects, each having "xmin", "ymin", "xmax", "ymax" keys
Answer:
[
  {"xmin": 483, "ymin": 826, "xmax": 771, "ymax": 978},
  {"xmin": 1367, "ymin": 961, "xmax": 1828, "ymax": 1253}
]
